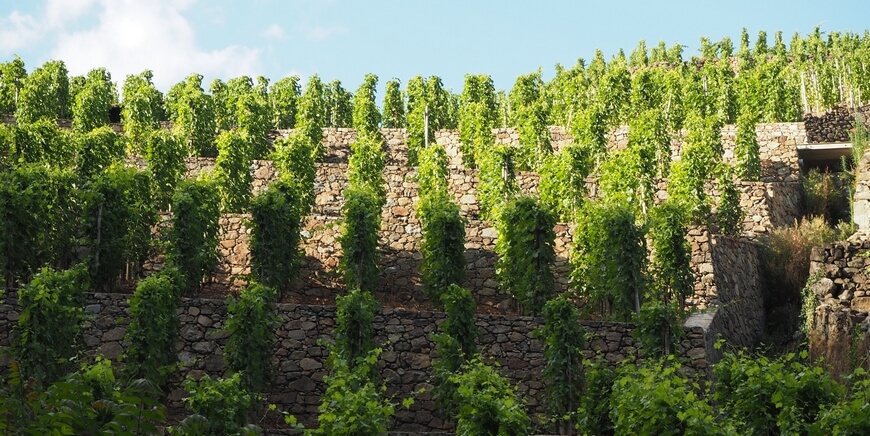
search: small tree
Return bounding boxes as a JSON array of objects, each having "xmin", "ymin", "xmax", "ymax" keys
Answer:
[
  {"xmin": 539, "ymin": 296, "xmax": 586, "ymax": 435},
  {"xmin": 12, "ymin": 264, "xmax": 89, "ymax": 386},
  {"xmin": 167, "ymin": 177, "xmax": 220, "ymax": 294},
  {"xmin": 213, "ymin": 130, "xmax": 253, "ymax": 212},
  {"xmin": 224, "ymin": 282, "xmax": 279, "ymax": 391},
  {"xmin": 339, "ymin": 187, "xmax": 382, "ymax": 292},
  {"xmin": 249, "ymin": 179, "xmax": 304, "ymax": 297},
  {"xmin": 123, "ymin": 269, "xmax": 181, "ymax": 387},
  {"xmin": 495, "ymin": 196, "xmax": 556, "ymax": 315},
  {"xmin": 419, "ymin": 195, "xmax": 466, "ymax": 307}
]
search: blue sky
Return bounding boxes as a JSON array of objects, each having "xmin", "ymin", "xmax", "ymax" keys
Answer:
[{"xmin": 1, "ymin": 0, "xmax": 868, "ymax": 94}]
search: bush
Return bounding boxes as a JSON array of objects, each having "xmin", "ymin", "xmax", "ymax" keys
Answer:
[
  {"xmin": 432, "ymin": 285, "xmax": 478, "ymax": 416},
  {"xmin": 182, "ymin": 373, "xmax": 256, "ymax": 436},
  {"xmin": 451, "ymin": 359, "xmax": 531, "ymax": 435},
  {"xmin": 419, "ymin": 195, "xmax": 466, "ymax": 308},
  {"xmin": 812, "ymin": 369, "xmax": 870, "ymax": 435},
  {"xmin": 12, "ymin": 264, "xmax": 89, "ymax": 386},
  {"xmin": 415, "ymin": 143, "xmax": 450, "ymax": 200},
  {"xmin": 802, "ymin": 168, "xmax": 850, "ymax": 226},
  {"xmin": 123, "ymin": 269, "xmax": 181, "ymax": 387},
  {"xmin": 71, "ymin": 68, "xmax": 113, "ymax": 133},
  {"xmin": 249, "ymin": 179, "xmax": 304, "ymax": 296},
  {"xmin": 214, "ymin": 130, "xmax": 253, "ymax": 212},
  {"xmin": 271, "ymin": 133, "xmax": 317, "ymax": 214},
  {"xmin": 167, "ymin": 178, "xmax": 221, "ymax": 294},
  {"xmin": 476, "ymin": 144, "xmax": 518, "ymax": 221},
  {"xmin": 539, "ymin": 144, "xmax": 589, "ymax": 222},
  {"xmin": 12, "ymin": 119, "xmax": 73, "ymax": 168},
  {"xmin": 144, "ymin": 129, "xmax": 186, "ymax": 210},
  {"xmin": 633, "ymin": 300, "xmax": 685, "ymax": 357},
  {"xmin": 649, "ymin": 200, "xmax": 693, "ymax": 309},
  {"xmin": 339, "ymin": 187, "xmax": 381, "ymax": 292},
  {"xmin": 495, "ymin": 196, "xmax": 556, "ymax": 315},
  {"xmin": 539, "ymin": 296, "xmax": 586, "ymax": 433},
  {"xmin": 715, "ymin": 166, "xmax": 745, "ymax": 236},
  {"xmin": 223, "ymin": 282, "xmax": 279, "ymax": 391},
  {"xmin": 74, "ymin": 126, "xmax": 124, "ymax": 182},
  {"xmin": 121, "ymin": 70, "xmax": 164, "ymax": 152},
  {"xmin": 334, "ymin": 288, "xmax": 378, "ymax": 367},
  {"xmin": 576, "ymin": 361, "xmax": 615, "ymax": 436},
  {"xmin": 348, "ymin": 135, "xmax": 386, "ymax": 206},
  {"xmin": 165, "ymin": 74, "xmax": 216, "ymax": 157},
  {"xmin": 352, "ymin": 73, "xmax": 381, "ymax": 140}
]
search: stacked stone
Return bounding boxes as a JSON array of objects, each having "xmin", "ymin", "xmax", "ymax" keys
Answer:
[
  {"xmin": 809, "ymin": 239, "xmax": 870, "ymax": 312},
  {"xmin": 804, "ymin": 105, "xmax": 854, "ymax": 143}
]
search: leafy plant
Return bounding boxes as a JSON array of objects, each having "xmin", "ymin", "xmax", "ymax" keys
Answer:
[
  {"xmin": 182, "ymin": 373, "xmax": 257, "ymax": 436},
  {"xmin": 633, "ymin": 300, "xmax": 685, "ymax": 357},
  {"xmin": 715, "ymin": 165, "xmax": 745, "ymax": 236},
  {"xmin": 802, "ymin": 168, "xmax": 850, "ymax": 226},
  {"xmin": 213, "ymin": 130, "xmax": 254, "ymax": 212},
  {"xmin": 431, "ymin": 285, "xmax": 478, "ymax": 417},
  {"xmin": 811, "ymin": 368, "xmax": 870, "ymax": 435},
  {"xmin": 458, "ymin": 74, "xmax": 498, "ymax": 167},
  {"xmin": 419, "ymin": 195, "xmax": 466, "ymax": 307},
  {"xmin": 121, "ymin": 70, "xmax": 164, "ymax": 153},
  {"xmin": 74, "ymin": 126, "xmax": 124, "ymax": 182},
  {"xmin": 224, "ymin": 282, "xmax": 279, "ymax": 391},
  {"xmin": 324, "ymin": 79, "xmax": 353, "ymax": 128},
  {"xmin": 123, "ymin": 269, "xmax": 181, "ymax": 387},
  {"xmin": 165, "ymin": 74, "xmax": 216, "ymax": 157},
  {"xmin": 296, "ymin": 75, "xmax": 327, "ymax": 158},
  {"xmin": 0, "ymin": 56, "xmax": 26, "ymax": 115},
  {"xmin": 12, "ymin": 264, "xmax": 89, "ymax": 386},
  {"xmin": 11, "ymin": 118, "xmax": 73, "ymax": 168},
  {"xmin": 495, "ymin": 196, "xmax": 556, "ymax": 316},
  {"xmin": 334, "ymin": 288, "xmax": 378, "ymax": 367},
  {"xmin": 735, "ymin": 110, "xmax": 762, "ymax": 181},
  {"xmin": 271, "ymin": 132, "xmax": 317, "ymax": 214},
  {"xmin": 167, "ymin": 177, "xmax": 221, "ymax": 294},
  {"xmin": 538, "ymin": 296, "xmax": 586, "ymax": 434},
  {"xmin": 339, "ymin": 187, "xmax": 382, "ymax": 292},
  {"xmin": 16, "ymin": 60, "xmax": 69, "ymax": 123},
  {"xmin": 576, "ymin": 360, "xmax": 616, "ymax": 436},
  {"xmin": 539, "ymin": 143, "xmax": 589, "ymax": 222},
  {"xmin": 270, "ymin": 74, "xmax": 301, "ymax": 129},
  {"xmin": 668, "ymin": 113, "xmax": 724, "ymax": 222},
  {"xmin": 415, "ymin": 142, "xmax": 450, "ymax": 201},
  {"xmin": 236, "ymin": 90, "xmax": 272, "ymax": 159},
  {"xmin": 348, "ymin": 135, "xmax": 386, "ymax": 206},
  {"xmin": 352, "ymin": 73, "xmax": 381, "ymax": 140},
  {"xmin": 249, "ymin": 179, "xmax": 304, "ymax": 296},
  {"xmin": 451, "ymin": 358, "xmax": 531, "ymax": 436},
  {"xmin": 476, "ymin": 143, "xmax": 518, "ymax": 221},
  {"xmin": 144, "ymin": 129, "xmax": 187, "ymax": 210},
  {"xmin": 72, "ymin": 67, "xmax": 114, "ymax": 133},
  {"xmin": 509, "ymin": 70, "xmax": 551, "ymax": 170},
  {"xmin": 381, "ymin": 78, "xmax": 405, "ymax": 128},
  {"xmin": 649, "ymin": 200, "xmax": 694, "ymax": 310}
]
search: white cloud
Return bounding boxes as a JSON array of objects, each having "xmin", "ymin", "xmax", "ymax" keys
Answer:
[
  {"xmin": 302, "ymin": 24, "xmax": 347, "ymax": 41},
  {"xmin": 261, "ymin": 23, "xmax": 286, "ymax": 40},
  {"xmin": 45, "ymin": 0, "xmax": 261, "ymax": 90},
  {"xmin": 0, "ymin": 11, "xmax": 41, "ymax": 52},
  {"xmin": 43, "ymin": 0, "xmax": 99, "ymax": 28}
]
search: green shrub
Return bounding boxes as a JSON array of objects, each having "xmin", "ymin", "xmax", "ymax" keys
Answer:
[
  {"xmin": 165, "ymin": 74, "xmax": 216, "ymax": 157},
  {"xmin": 715, "ymin": 165, "xmax": 745, "ymax": 236},
  {"xmin": 11, "ymin": 119, "xmax": 72, "ymax": 167},
  {"xmin": 495, "ymin": 196, "xmax": 556, "ymax": 315},
  {"xmin": 415, "ymin": 143, "xmax": 450, "ymax": 201},
  {"xmin": 352, "ymin": 73, "xmax": 381, "ymax": 140},
  {"xmin": 249, "ymin": 179, "xmax": 304, "ymax": 297},
  {"xmin": 538, "ymin": 296, "xmax": 586, "ymax": 433},
  {"xmin": 339, "ymin": 187, "xmax": 382, "ymax": 292},
  {"xmin": 74, "ymin": 126, "xmax": 124, "ymax": 182},
  {"xmin": 296, "ymin": 75, "xmax": 326, "ymax": 158},
  {"xmin": 270, "ymin": 75, "xmax": 300, "ymax": 129},
  {"xmin": 12, "ymin": 264, "xmax": 89, "ymax": 386},
  {"xmin": 451, "ymin": 358, "xmax": 531, "ymax": 435},
  {"xmin": 802, "ymin": 168, "xmax": 850, "ymax": 226},
  {"xmin": 811, "ymin": 369, "xmax": 870, "ymax": 435},
  {"xmin": 633, "ymin": 300, "xmax": 685, "ymax": 357},
  {"xmin": 182, "ymin": 373, "xmax": 256, "ymax": 436},
  {"xmin": 16, "ymin": 60, "xmax": 69, "ymax": 123},
  {"xmin": 419, "ymin": 195, "xmax": 466, "ymax": 308},
  {"xmin": 509, "ymin": 71, "xmax": 551, "ymax": 170},
  {"xmin": 476, "ymin": 143, "xmax": 518, "ymax": 221},
  {"xmin": 236, "ymin": 91, "xmax": 272, "ymax": 159},
  {"xmin": 214, "ymin": 130, "xmax": 253, "ymax": 213},
  {"xmin": 432, "ymin": 285, "xmax": 478, "ymax": 416},
  {"xmin": 167, "ymin": 178, "xmax": 221, "ymax": 294},
  {"xmin": 539, "ymin": 143, "xmax": 588, "ymax": 221},
  {"xmin": 576, "ymin": 361, "xmax": 615, "ymax": 436},
  {"xmin": 144, "ymin": 129, "xmax": 186, "ymax": 210},
  {"xmin": 735, "ymin": 110, "xmax": 761, "ymax": 181},
  {"xmin": 348, "ymin": 135, "xmax": 386, "ymax": 206},
  {"xmin": 123, "ymin": 269, "xmax": 181, "ymax": 387},
  {"xmin": 649, "ymin": 200, "xmax": 693, "ymax": 310},
  {"xmin": 271, "ymin": 133, "xmax": 317, "ymax": 215},
  {"xmin": 224, "ymin": 282, "xmax": 279, "ymax": 391},
  {"xmin": 334, "ymin": 288, "xmax": 378, "ymax": 367},
  {"xmin": 72, "ymin": 68, "xmax": 113, "ymax": 133},
  {"xmin": 381, "ymin": 78, "xmax": 405, "ymax": 128},
  {"xmin": 121, "ymin": 70, "xmax": 164, "ymax": 153}
]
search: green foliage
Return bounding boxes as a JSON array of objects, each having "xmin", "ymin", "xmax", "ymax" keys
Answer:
[
  {"xmin": 432, "ymin": 285, "xmax": 479, "ymax": 417},
  {"xmin": 11, "ymin": 118, "xmax": 73, "ymax": 167},
  {"xmin": 214, "ymin": 130, "xmax": 254, "ymax": 212},
  {"xmin": 458, "ymin": 74, "xmax": 498, "ymax": 167},
  {"xmin": 538, "ymin": 296, "xmax": 586, "ymax": 433},
  {"xmin": 121, "ymin": 70, "xmax": 164, "ymax": 153},
  {"xmin": 249, "ymin": 179, "xmax": 304, "ymax": 296},
  {"xmin": 811, "ymin": 369, "xmax": 870, "ymax": 435},
  {"xmin": 123, "ymin": 269, "xmax": 181, "ymax": 387},
  {"xmin": 236, "ymin": 89, "xmax": 273, "ymax": 159},
  {"xmin": 476, "ymin": 143, "xmax": 518, "ymax": 221},
  {"xmin": 74, "ymin": 126, "xmax": 124, "ymax": 181},
  {"xmin": 16, "ymin": 60, "xmax": 69, "ymax": 123},
  {"xmin": 714, "ymin": 350, "xmax": 843, "ymax": 435},
  {"xmin": 610, "ymin": 358, "xmax": 719, "ymax": 435},
  {"xmin": 224, "ymin": 282, "xmax": 279, "ymax": 391},
  {"xmin": 381, "ymin": 78, "xmax": 405, "ymax": 128},
  {"xmin": 735, "ymin": 110, "xmax": 762, "ymax": 181},
  {"xmin": 451, "ymin": 358, "xmax": 531, "ymax": 436},
  {"xmin": 649, "ymin": 200, "xmax": 693, "ymax": 309},
  {"xmin": 144, "ymin": 129, "xmax": 186, "ymax": 210},
  {"xmin": 509, "ymin": 70, "xmax": 551, "ymax": 170},
  {"xmin": 415, "ymin": 142, "xmax": 450, "ymax": 200},
  {"xmin": 271, "ymin": 132, "xmax": 317, "ymax": 214},
  {"xmin": 85, "ymin": 165, "xmax": 156, "ymax": 290},
  {"xmin": 270, "ymin": 75, "xmax": 301, "ymax": 129},
  {"xmin": 0, "ymin": 360, "xmax": 166, "ymax": 434},
  {"xmin": 334, "ymin": 288, "xmax": 378, "ymax": 367},
  {"xmin": 0, "ymin": 164, "xmax": 80, "ymax": 282},
  {"xmin": 668, "ymin": 114, "xmax": 724, "ymax": 222},
  {"xmin": 165, "ymin": 74, "xmax": 217, "ymax": 157},
  {"xmin": 167, "ymin": 177, "xmax": 221, "ymax": 294},
  {"xmin": 405, "ymin": 75, "xmax": 453, "ymax": 164},
  {"xmin": 715, "ymin": 166, "xmax": 745, "ymax": 236},
  {"xmin": 182, "ymin": 373, "xmax": 256, "ymax": 436},
  {"xmin": 539, "ymin": 144, "xmax": 588, "ymax": 221},
  {"xmin": 296, "ymin": 75, "xmax": 326, "ymax": 157},
  {"xmin": 339, "ymin": 187, "xmax": 381, "ymax": 292},
  {"xmin": 314, "ymin": 348, "xmax": 396, "ymax": 436},
  {"xmin": 419, "ymin": 195, "xmax": 466, "ymax": 307},
  {"xmin": 12, "ymin": 264, "xmax": 89, "ymax": 386},
  {"xmin": 72, "ymin": 67, "xmax": 114, "ymax": 133},
  {"xmin": 572, "ymin": 200, "xmax": 646, "ymax": 321},
  {"xmin": 851, "ymin": 113, "xmax": 869, "ymax": 169},
  {"xmin": 576, "ymin": 361, "xmax": 616, "ymax": 436},
  {"xmin": 0, "ymin": 55, "xmax": 26, "ymax": 115},
  {"xmin": 802, "ymin": 168, "xmax": 850, "ymax": 226},
  {"xmin": 348, "ymin": 135, "xmax": 387, "ymax": 206},
  {"xmin": 495, "ymin": 196, "xmax": 556, "ymax": 316},
  {"xmin": 352, "ymin": 73, "xmax": 381, "ymax": 140},
  {"xmin": 633, "ymin": 300, "xmax": 685, "ymax": 357},
  {"xmin": 324, "ymin": 79, "xmax": 353, "ymax": 128}
]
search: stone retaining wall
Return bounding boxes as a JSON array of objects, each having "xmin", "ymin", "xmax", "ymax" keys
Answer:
[
  {"xmin": 808, "ymin": 235, "xmax": 870, "ymax": 378},
  {"xmin": 0, "ymin": 292, "xmax": 711, "ymax": 432},
  {"xmin": 803, "ymin": 104, "xmax": 870, "ymax": 144}
]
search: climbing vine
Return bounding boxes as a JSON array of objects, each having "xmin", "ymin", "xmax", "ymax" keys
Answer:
[
  {"xmin": 270, "ymin": 75, "xmax": 300, "ymax": 129},
  {"xmin": 224, "ymin": 282, "xmax": 279, "ymax": 391},
  {"xmin": 339, "ymin": 187, "xmax": 382, "ymax": 292},
  {"xmin": 249, "ymin": 179, "xmax": 304, "ymax": 297},
  {"xmin": 167, "ymin": 177, "xmax": 220, "ymax": 294},
  {"xmin": 381, "ymin": 78, "xmax": 405, "ymax": 128},
  {"xmin": 121, "ymin": 70, "xmax": 164, "ymax": 153},
  {"xmin": 165, "ymin": 74, "xmax": 216, "ymax": 157},
  {"xmin": 144, "ymin": 129, "xmax": 186, "ymax": 210},
  {"xmin": 352, "ymin": 73, "xmax": 381, "ymax": 140},
  {"xmin": 72, "ymin": 67, "xmax": 114, "ymax": 133},
  {"xmin": 123, "ymin": 268, "xmax": 181, "ymax": 387},
  {"xmin": 419, "ymin": 195, "xmax": 466, "ymax": 307},
  {"xmin": 213, "ymin": 130, "xmax": 254, "ymax": 212},
  {"xmin": 539, "ymin": 296, "xmax": 586, "ymax": 434}
]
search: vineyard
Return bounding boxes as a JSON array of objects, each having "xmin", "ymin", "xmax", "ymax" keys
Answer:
[{"xmin": 1, "ymin": 27, "xmax": 870, "ymax": 434}]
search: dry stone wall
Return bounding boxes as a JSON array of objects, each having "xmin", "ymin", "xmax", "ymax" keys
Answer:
[
  {"xmin": 803, "ymin": 104, "xmax": 870, "ymax": 143},
  {"xmin": 808, "ymin": 235, "xmax": 870, "ymax": 378},
  {"xmin": 0, "ymin": 291, "xmax": 712, "ymax": 432}
]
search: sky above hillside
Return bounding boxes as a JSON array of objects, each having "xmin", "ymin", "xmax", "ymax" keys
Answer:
[{"xmin": 1, "ymin": 0, "xmax": 868, "ymax": 94}]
